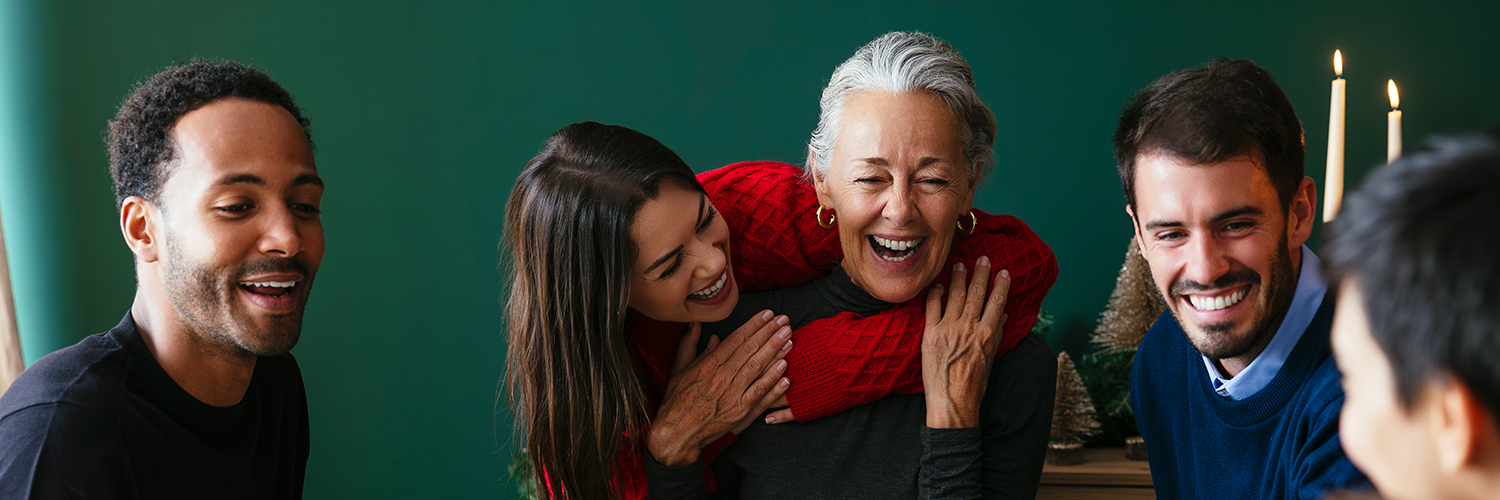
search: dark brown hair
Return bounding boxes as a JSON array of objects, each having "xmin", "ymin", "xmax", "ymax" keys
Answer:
[
  {"xmin": 1112, "ymin": 57, "xmax": 1305, "ymax": 211},
  {"xmin": 503, "ymin": 121, "xmax": 702, "ymax": 499}
]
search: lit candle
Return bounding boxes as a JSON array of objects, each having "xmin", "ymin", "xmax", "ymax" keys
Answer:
[
  {"xmin": 1323, "ymin": 50, "xmax": 1345, "ymax": 222},
  {"xmin": 1387, "ymin": 80, "xmax": 1402, "ymax": 163}
]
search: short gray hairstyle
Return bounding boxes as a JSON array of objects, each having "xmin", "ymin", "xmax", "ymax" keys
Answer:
[{"xmin": 807, "ymin": 31, "xmax": 998, "ymax": 183}]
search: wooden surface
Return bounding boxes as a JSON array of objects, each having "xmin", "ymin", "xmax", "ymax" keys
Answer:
[
  {"xmin": 1038, "ymin": 446, "xmax": 1154, "ymax": 500},
  {"xmin": 1037, "ymin": 485, "xmax": 1156, "ymax": 500},
  {"xmin": 0, "ymin": 207, "xmax": 23, "ymax": 397}
]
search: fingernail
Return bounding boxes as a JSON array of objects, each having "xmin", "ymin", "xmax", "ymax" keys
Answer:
[
  {"xmin": 776, "ymin": 360, "xmax": 788, "ymax": 371},
  {"xmin": 781, "ymin": 340, "xmax": 793, "ymax": 352},
  {"xmin": 978, "ymin": 256, "xmax": 989, "ymax": 267},
  {"xmin": 776, "ymin": 315, "xmax": 789, "ymax": 326},
  {"xmin": 766, "ymin": 415, "xmax": 777, "ymax": 424},
  {"xmin": 778, "ymin": 326, "xmax": 791, "ymax": 339},
  {"xmin": 1001, "ymin": 269, "xmax": 1010, "ymax": 279},
  {"xmin": 761, "ymin": 310, "xmax": 773, "ymax": 320},
  {"xmin": 780, "ymin": 377, "xmax": 790, "ymax": 387},
  {"xmin": 956, "ymin": 262, "xmax": 965, "ymax": 273}
]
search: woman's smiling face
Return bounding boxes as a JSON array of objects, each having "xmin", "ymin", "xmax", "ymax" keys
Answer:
[
  {"xmin": 813, "ymin": 90, "xmax": 976, "ymax": 303},
  {"xmin": 627, "ymin": 181, "xmax": 739, "ymax": 323}
]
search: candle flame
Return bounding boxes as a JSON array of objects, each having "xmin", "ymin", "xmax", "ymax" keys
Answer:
[
  {"xmin": 1388, "ymin": 80, "xmax": 1400, "ymax": 109},
  {"xmin": 1333, "ymin": 50, "xmax": 1342, "ymax": 76}
]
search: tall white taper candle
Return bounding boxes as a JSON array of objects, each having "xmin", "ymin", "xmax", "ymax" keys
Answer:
[
  {"xmin": 1323, "ymin": 50, "xmax": 1346, "ymax": 222},
  {"xmin": 1388, "ymin": 80, "xmax": 1402, "ymax": 163}
]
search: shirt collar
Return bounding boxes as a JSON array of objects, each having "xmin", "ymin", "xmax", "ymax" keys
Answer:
[{"xmin": 1201, "ymin": 246, "xmax": 1327, "ymax": 400}]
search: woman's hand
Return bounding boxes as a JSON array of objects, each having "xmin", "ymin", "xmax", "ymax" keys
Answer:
[
  {"xmin": 647, "ymin": 311, "xmax": 794, "ymax": 466},
  {"xmin": 921, "ymin": 256, "xmax": 1010, "ymax": 429}
]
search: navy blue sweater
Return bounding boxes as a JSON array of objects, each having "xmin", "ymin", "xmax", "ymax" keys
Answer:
[{"xmin": 1130, "ymin": 295, "xmax": 1369, "ymax": 500}]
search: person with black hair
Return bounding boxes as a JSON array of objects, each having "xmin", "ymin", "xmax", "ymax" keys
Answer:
[
  {"xmin": 1325, "ymin": 130, "xmax": 1500, "ymax": 500},
  {"xmin": 0, "ymin": 59, "xmax": 320, "ymax": 498},
  {"xmin": 1113, "ymin": 58, "xmax": 1370, "ymax": 499}
]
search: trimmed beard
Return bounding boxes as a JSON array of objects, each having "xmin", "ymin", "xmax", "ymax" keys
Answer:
[
  {"xmin": 161, "ymin": 230, "xmax": 311, "ymax": 357},
  {"xmin": 1165, "ymin": 235, "xmax": 1297, "ymax": 360}
]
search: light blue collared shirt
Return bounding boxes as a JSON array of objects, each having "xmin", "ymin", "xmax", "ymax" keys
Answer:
[{"xmin": 1201, "ymin": 246, "xmax": 1326, "ymax": 400}]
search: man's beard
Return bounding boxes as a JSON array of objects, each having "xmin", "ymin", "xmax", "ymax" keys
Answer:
[
  {"xmin": 162, "ymin": 234, "xmax": 313, "ymax": 357},
  {"xmin": 1165, "ymin": 237, "xmax": 1296, "ymax": 360}
]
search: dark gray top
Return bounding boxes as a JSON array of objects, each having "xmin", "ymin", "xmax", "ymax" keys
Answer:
[
  {"xmin": 645, "ymin": 265, "xmax": 1056, "ymax": 499},
  {"xmin": 0, "ymin": 312, "xmax": 309, "ymax": 499}
]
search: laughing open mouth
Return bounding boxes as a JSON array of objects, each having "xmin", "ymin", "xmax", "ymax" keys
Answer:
[
  {"xmin": 689, "ymin": 271, "xmax": 728, "ymax": 300},
  {"xmin": 239, "ymin": 280, "xmax": 296, "ymax": 298},
  {"xmin": 870, "ymin": 235, "xmax": 924, "ymax": 263}
]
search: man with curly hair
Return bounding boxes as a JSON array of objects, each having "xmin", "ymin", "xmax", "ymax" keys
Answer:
[{"xmin": 0, "ymin": 59, "xmax": 321, "ymax": 498}]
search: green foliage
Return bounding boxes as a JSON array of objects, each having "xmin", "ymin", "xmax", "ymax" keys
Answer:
[
  {"xmin": 508, "ymin": 449, "xmax": 539, "ymax": 500},
  {"xmin": 1076, "ymin": 350, "xmax": 1139, "ymax": 445},
  {"xmin": 1031, "ymin": 310, "xmax": 1055, "ymax": 335}
]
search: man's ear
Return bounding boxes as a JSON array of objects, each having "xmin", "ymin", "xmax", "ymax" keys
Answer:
[
  {"xmin": 1126, "ymin": 204, "xmax": 1145, "ymax": 250},
  {"xmin": 120, "ymin": 196, "xmax": 161, "ymax": 264},
  {"xmin": 1431, "ymin": 374, "xmax": 1492, "ymax": 474},
  {"xmin": 1288, "ymin": 176, "xmax": 1318, "ymax": 248}
]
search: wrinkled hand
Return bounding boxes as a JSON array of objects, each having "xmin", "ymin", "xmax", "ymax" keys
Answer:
[
  {"xmin": 647, "ymin": 311, "xmax": 794, "ymax": 466},
  {"xmin": 922, "ymin": 256, "xmax": 1010, "ymax": 429}
]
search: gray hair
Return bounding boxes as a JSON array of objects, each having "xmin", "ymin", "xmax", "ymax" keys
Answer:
[{"xmin": 807, "ymin": 31, "xmax": 998, "ymax": 183}]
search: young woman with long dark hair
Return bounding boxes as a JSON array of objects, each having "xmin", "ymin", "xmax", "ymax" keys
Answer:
[{"xmin": 505, "ymin": 122, "xmax": 794, "ymax": 499}]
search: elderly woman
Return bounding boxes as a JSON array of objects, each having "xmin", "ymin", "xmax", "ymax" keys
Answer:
[{"xmin": 643, "ymin": 32, "xmax": 1060, "ymax": 498}]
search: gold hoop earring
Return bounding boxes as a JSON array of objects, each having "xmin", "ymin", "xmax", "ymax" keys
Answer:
[
  {"xmin": 816, "ymin": 204, "xmax": 837, "ymax": 230},
  {"xmin": 956, "ymin": 211, "xmax": 977, "ymax": 235}
]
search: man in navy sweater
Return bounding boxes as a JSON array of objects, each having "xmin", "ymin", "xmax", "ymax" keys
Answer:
[
  {"xmin": 1112, "ymin": 58, "xmax": 1369, "ymax": 499},
  {"xmin": 0, "ymin": 60, "xmax": 322, "ymax": 498}
]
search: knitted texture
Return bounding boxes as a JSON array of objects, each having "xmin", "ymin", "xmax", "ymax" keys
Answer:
[
  {"xmin": 596, "ymin": 161, "xmax": 1058, "ymax": 499},
  {"xmin": 700, "ymin": 161, "xmax": 1059, "ymax": 421}
]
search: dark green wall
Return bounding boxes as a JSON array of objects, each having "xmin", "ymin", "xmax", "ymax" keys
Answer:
[{"xmin": 2, "ymin": 1, "xmax": 1497, "ymax": 497}]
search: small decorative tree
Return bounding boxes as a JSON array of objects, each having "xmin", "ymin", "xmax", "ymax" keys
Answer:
[
  {"xmin": 1086, "ymin": 236, "xmax": 1163, "ymax": 460},
  {"xmin": 1091, "ymin": 237, "xmax": 1166, "ymax": 355},
  {"xmin": 1047, "ymin": 352, "xmax": 1101, "ymax": 465}
]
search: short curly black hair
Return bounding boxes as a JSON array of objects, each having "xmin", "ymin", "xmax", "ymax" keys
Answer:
[{"xmin": 108, "ymin": 59, "xmax": 313, "ymax": 209}]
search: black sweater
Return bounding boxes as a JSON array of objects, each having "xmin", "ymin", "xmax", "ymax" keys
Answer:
[
  {"xmin": 0, "ymin": 312, "xmax": 310, "ymax": 499},
  {"xmin": 648, "ymin": 265, "xmax": 1056, "ymax": 499}
]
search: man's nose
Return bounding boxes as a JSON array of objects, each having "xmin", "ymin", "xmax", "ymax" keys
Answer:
[
  {"xmin": 257, "ymin": 205, "xmax": 304, "ymax": 258},
  {"xmin": 1183, "ymin": 235, "xmax": 1231, "ymax": 286}
]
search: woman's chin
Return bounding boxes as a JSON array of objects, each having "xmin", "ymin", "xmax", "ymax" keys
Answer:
[{"xmin": 850, "ymin": 271, "xmax": 929, "ymax": 303}]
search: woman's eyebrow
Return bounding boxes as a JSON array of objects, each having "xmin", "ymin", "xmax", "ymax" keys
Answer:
[{"xmin": 645, "ymin": 247, "xmax": 683, "ymax": 275}]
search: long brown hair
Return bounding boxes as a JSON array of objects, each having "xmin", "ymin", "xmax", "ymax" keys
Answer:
[{"xmin": 503, "ymin": 121, "xmax": 703, "ymax": 499}]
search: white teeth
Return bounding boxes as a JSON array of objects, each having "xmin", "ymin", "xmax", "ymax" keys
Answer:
[
  {"xmin": 690, "ymin": 272, "xmax": 728, "ymax": 299},
  {"xmin": 239, "ymin": 281, "xmax": 296, "ymax": 288},
  {"xmin": 871, "ymin": 236, "xmax": 924, "ymax": 261},
  {"xmin": 1188, "ymin": 288, "xmax": 1247, "ymax": 311}
]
